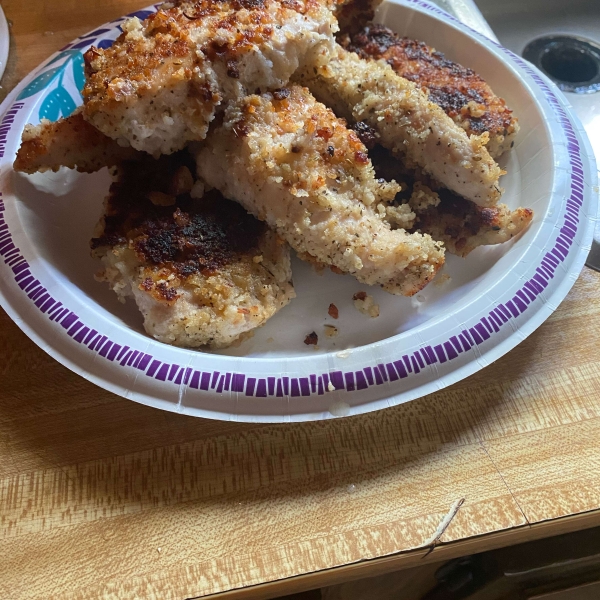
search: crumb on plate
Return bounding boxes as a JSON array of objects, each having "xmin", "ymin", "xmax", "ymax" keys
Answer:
[
  {"xmin": 324, "ymin": 324, "xmax": 338, "ymax": 337},
  {"xmin": 304, "ymin": 331, "xmax": 319, "ymax": 345},
  {"xmin": 328, "ymin": 303, "xmax": 339, "ymax": 319},
  {"xmin": 434, "ymin": 273, "xmax": 452, "ymax": 286},
  {"xmin": 353, "ymin": 291, "xmax": 380, "ymax": 318}
]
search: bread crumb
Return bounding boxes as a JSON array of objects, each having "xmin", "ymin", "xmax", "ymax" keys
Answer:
[
  {"xmin": 353, "ymin": 291, "xmax": 380, "ymax": 318},
  {"xmin": 408, "ymin": 182, "xmax": 440, "ymax": 211},
  {"xmin": 411, "ymin": 293, "xmax": 426, "ymax": 309},
  {"xmin": 253, "ymin": 255, "xmax": 263, "ymax": 263},
  {"xmin": 383, "ymin": 203, "xmax": 416, "ymax": 229},
  {"xmin": 304, "ymin": 331, "xmax": 318, "ymax": 345},
  {"xmin": 324, "ymin": 324, "xmax": 338, "ymax": 337},
  {"xmin": 327, "ymin": 381, "xmax": 335, "ymax": 392},
  {"xmin": 328, "ymin": 303, "xmax": 339, "ymax": 319},
  {"xmin": 467, "ymin": 100, "xmax": 486, "ymax": 118},
  {"xmin": 434, "ymin": 273, "xmax": 451, "ymax": 287}
]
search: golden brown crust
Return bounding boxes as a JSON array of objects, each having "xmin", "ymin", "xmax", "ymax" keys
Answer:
[
  {"xmin": 340, "ymin": 24, "xmax": 519, "ymax": 157},
  {"xmin": 82, "ymin": 0, "xmax": 338, "ymax": 155},
  {"xmin": 13, "ymin": 111, "xmax": 139, "ymax": 174},
  {"xmin": 295, "ymin": 45, "xmax": 504, "ymax": 207}
]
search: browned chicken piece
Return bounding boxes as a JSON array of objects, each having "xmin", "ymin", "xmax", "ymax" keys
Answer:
[
  {"xmin": 367, "ymin": 143, "xmax": 533, "ymax": 257},
  {"xmin": 340, "ymin": 24, "xmax": 519, "ymax": 158},
  {"xmin": 14, "ymin": 114, "xmax": 294, "ymax": 349},
  {"xmin": 92, "ymin": 152, "xmax": 295, "ymax": 348},
  {"xmin": 82, "ymin": 0, "xmax": 339, "ymax": 156},
  {"xmin": 334, "ymin": 0, "xmax": 383, "ymax": 35},
  {"xmin": 295, "ymin": 45, "xmax": 504, "ymax": 207},
  {"xmin": 194, "ymin": 85, "xmax": 445, "ymax": 296},
  {"xmin": 13, "ymin": 110, "xmax": 139, "ymax": 174},
  {"xmin": 410, "ymin": 191, "xmax": 533, "ymax": 257}
]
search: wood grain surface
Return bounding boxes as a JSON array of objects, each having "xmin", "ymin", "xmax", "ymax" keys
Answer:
[{"xmin": 2, "ymin": 1, "xmax": 600, "ymax": 599}]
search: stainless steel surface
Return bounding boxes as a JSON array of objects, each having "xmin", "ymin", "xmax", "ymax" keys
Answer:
[
  {"xmin": 523, "ymin": 35, "xmax": 600, "ymax": 94},
  {"xmin": 471, "ymin": 0, "xmax": 600, "ymax": 271},
  {"xmin": 431, "ymin": 0, "xmax": 498, "ymax": 42}
]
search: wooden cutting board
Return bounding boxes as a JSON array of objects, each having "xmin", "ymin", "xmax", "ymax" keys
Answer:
[{"xmin": 2, "ymin": 1, "xmax": 600, "ymax": 599}]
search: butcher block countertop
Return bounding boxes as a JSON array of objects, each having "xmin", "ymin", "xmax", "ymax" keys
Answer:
[{"xmin": 2, "ymin": 1, "xmax": 600, "ymax": 599}]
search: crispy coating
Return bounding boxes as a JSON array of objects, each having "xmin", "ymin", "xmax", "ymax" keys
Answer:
[
  {"xmin": 14, "ymin": 112, "xmax": 294, "ymax": 348},
  {"xmin": 334, "ymin": 0, "xmax": 383, "ymax": 35},
  {"xmin": 369, "ymin": 145, "xmax": 532, "ymax": 256},
  {"xmin": 194, "ymin": 85, "xmax": 445, "ymax": 296},
  {"xmin": 294, "ymin": 45, "xmax": 505, "ymax": 207},
  {"xmin": 13, "ymin": 111, "xmax": 139, "ymax": 174},
  {"xmin": 82, "ymin": 0, "xmax": 338, "ymax": 156},
  {"xmin": 92, "ymin": 152, "xmax": 295, "ymax": 348},
  {"xmin": 412, "ymin": 193, "xmax": 533, "ymax": 257},
  {"xmin": 340, "ymin": 24, "xmax": 519, "ymax": 157}
]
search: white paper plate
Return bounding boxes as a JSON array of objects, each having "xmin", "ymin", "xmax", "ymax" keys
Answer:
[
  {"xmin": 0, "ymin": 1, "xmax": 597, "ymax": 422},
  {"xmin": 0, "ymin": 6, "xmax": 9, "ymax": 81}
]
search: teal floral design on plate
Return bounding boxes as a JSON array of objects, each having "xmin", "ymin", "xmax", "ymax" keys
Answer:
[{"xmin": 16, "ymin": 49, "xmax": 85, "ymax": 122}]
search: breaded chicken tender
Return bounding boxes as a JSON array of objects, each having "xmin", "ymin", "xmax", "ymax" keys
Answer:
[
  {"xmin": 294, "ymin": 45, "xmax": 504, "ymax": 207},
  {"xmin": 340, "ymin": 24, "xmax": 519, "ymax": 158},
  {"xmin": 368, "ymin": 144, "xmax": 533, "ymax": 256},
  {"xmin": 92, "ymin": 153, "xmax": 295, "ymax": 348},
  {"xmin": 82, "ymin": 0, "xmax": 338, "ymax": 156},
  {"xmin": 13, "ymin": 110, "xmax": 139, "ymax": 174},
  {"xmin": 194, "ymin": 86, "xmax": 445, "ymax": 296},
  {"xmin": 14, "ymin": 114, "xmax": 294, "ymax": 348}
]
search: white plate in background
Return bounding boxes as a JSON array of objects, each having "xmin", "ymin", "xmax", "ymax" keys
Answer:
[{"xmin": 0, "ymin": 6, "xmax": 9, "ymax": 81}]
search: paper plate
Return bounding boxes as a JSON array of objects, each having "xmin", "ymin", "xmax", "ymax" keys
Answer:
[
  {"xmin": 0, "ymin": 6, "xmax": 9, "ymax": 81},
  {"xmin": 0, "ymin": 1, "xmax": 597, "ymax": 422}
]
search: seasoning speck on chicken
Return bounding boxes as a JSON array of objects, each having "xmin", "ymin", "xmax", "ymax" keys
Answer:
[
  {"xmin": 340, "ymin": 24, "xmax": 519, "ymax": 158},
  {"xmin": 91, "ymin": 152, "xmax": 295, "ymax": 348},
  {"xmin": 194, "ymin": 85, "xmax": 445, "ymax": 296},
  {"xmin": 82, "ymin": 0, "xmax": 339, "ymax": 156}
]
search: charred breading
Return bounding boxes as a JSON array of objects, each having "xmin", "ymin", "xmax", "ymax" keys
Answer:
[
  {"xmin": 340, "ymin": 24, "xmax": 519, "ymax": 158},
  {"xmin": 82, "ymin": 0, "xmax": 338, "ymax": 156},
  {"xmin": 194, "ymin": 85, "xmax": 445, "ymax": 296},
  {"xmin": 411, "ymin": 192, "xmax": 533, "ymax": 257},
  {"xmin": 334, "ymin": 0, "xmax": 383, "ymax": 36},
  {"xmin": 13, "ymin": 110, "xmax": 139, "ymax": 174},
  {"xmin": 91, "ymin": 152, "xmax": 295, "ymax": 348},
  {"xmin": 14, "ymin": 114, "xmax": 295, "ymax": 348},
  {"xmin": 294, "ymin": 45, "xmax": 504, "ymax": 207},
  {"xmin": 368, "ymin": 144, "xmax": 533, "ymax": 257}
]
